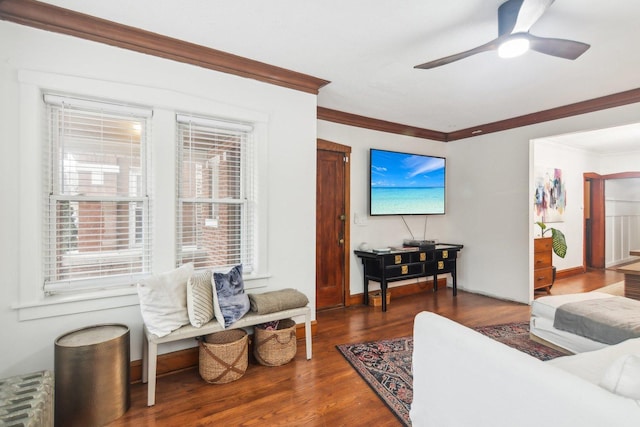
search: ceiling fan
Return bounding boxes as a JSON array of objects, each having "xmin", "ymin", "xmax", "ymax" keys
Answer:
[{"xmin": 414, "ymin": 0, "xmax": 590, "ymax": 70}]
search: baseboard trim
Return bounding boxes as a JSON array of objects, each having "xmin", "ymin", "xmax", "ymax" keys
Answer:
[
  {"xmin": 347, "ymin": 277, "xmax": 448, "ymax": 306},
  {"xmin": 130, "ymin": 320, "xmax": 317, "ymax": 383},
  {"xmin": 556, "ymin": 266, "xmax": 585, "ymax": 280}
]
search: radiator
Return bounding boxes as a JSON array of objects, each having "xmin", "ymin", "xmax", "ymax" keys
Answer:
[{"xmin": 0, "ymin": 371, "xmax": 54, "ymax": 427}]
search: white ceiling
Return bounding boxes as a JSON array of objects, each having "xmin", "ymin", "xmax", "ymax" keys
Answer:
[
  {"xmin": 544, "ymin": 123, "xmax": 640, "ymax": 154},
  {"xmin": 39, "ymin": 0, "xmax": 640, "ymax": 149}
]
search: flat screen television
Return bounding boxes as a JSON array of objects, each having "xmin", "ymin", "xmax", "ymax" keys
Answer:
[{"xmin": 369, "ymin": 148, "xmax": 446, "ymax": 216}]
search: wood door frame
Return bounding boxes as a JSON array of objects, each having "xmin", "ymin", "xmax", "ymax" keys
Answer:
[
  {"xmin": 584, "ymin": 172, "xmax": 605, "ymax": 269},
  {"xmin": 583, "ymin": 171, "xmax": 640, "ymax": 269},
  {"xmin": 317, "ymin": 139, "xmax": 352, "ymax": 306}
]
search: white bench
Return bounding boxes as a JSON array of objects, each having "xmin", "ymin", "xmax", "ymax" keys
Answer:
[{"xmin": 142, "ymin": 306, "xmax": 312, "ymax": 406}]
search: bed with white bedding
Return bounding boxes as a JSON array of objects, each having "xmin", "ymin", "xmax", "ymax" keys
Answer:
[{"xmin": 530, "ymin": 291, "xmax": 615, "ymax": 353}]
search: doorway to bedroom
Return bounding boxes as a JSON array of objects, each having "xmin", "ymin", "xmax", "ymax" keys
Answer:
[{"xmin": 532, "ymin": 122, "xmax": 640, "ymax": 281}]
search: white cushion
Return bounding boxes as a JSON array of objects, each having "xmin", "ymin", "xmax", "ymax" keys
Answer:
[
  {"xmin": 548, "ymin": 337, "xmax": 640, "ymax": 385},
  {"xmin": 137, "ymin": 263, "xmax": 193, "ymax": 337},
  {"xmin": 186, "ymin": 270, "xmax": 214, "ymax": 327},
  {"xmin": 599, "ymin": 354, "xmax": 640, "ymax": 400}
]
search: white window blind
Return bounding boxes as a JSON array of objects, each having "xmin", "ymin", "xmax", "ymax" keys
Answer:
[
  {"xmin": 176, "ymin": 114, "xmax": 256, "ymax": 272},
  {"xmin": 43, "ymin": 95, "xmax": 152, "ymax": 294}
]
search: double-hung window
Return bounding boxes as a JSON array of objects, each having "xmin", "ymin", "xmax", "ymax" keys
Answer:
[
  {"xmin": 43, "ymin": 95, "xmax": 152, "ymax": 294},
  {"xmin": 176, "ymin": 114, "xmax": 256, "ymax": 272}
]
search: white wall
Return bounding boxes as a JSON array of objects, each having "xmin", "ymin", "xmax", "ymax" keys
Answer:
[
  {"xmin": 320, "ymin": 105, "xmax": 640, "ymax": 304},
  {"xmin": 600, "ymin": 151, "xmax": 640, "ymax": 266},
  {"xmin": 532, "ymin": 140, "xmax": 640, "ymax": 268},
  {"xmin": 317, "ymin": 122, "xmax": 448, "ymax": 295},
  {"xmin": 599, "ymin": 151, "xmax": 640, "ymax": 174},
  {"xmin": 3, "ymin": 20, "xmax": 640, "ymax": 379},
  {"xmin": 531, "ymin": 141, "xmax": 599, "ymax": 272},
  {"xmin": 0, "ymin": 22, "xmax": 317, "ymax": 378},
  {"xmin": 449, "ymin": 110, "xmax": 639, "ymax": 302},
  {"xmin": 606, "ymin": 178, "xmax": 640, "ymax": 266}
]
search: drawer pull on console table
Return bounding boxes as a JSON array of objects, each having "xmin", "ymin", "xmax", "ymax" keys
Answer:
[{"xmin": 355, "ymin": 244, "xmax": 463, "ymax": 311}]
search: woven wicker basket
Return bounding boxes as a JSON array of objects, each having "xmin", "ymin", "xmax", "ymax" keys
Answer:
[
  {"xmin": 199, "ymin": 329, "xmax": 248, "ymax": 384},
  {"xmin": 253, "ymin": 318, "xmax": 297, "ymax": 366}
]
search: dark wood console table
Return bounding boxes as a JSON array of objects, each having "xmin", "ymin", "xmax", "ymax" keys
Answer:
[{"xmin": 354, "ymin": 244, "xmax": 463, "ymax": 311}]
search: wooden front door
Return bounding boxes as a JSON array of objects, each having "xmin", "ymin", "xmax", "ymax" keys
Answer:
[{"xmin": 316, "ymin": 140, "xmax": 350, "ymax": 309}]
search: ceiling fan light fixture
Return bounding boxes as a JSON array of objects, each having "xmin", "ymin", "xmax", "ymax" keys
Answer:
[
  {"xmin": 498, "ymin": 36, "xmax": 530, "ymax": 58},
  {"xmin": 414, "ymin": 0, "xmax": 590, "ymax": 69}
]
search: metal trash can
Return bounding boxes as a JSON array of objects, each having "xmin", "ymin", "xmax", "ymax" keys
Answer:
[{"xmin": 54, "ymin": 324, "xmax": 130, "ymax": 427}]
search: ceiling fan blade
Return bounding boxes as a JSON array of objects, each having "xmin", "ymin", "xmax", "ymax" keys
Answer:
[
  {"xmin": 414, "ymin": 37, "xmax": 504, "ymax": 70},
  {"xmin": 414, "ymin": 0, "xmax": 587, "ymax": 70},
  {"xmin": 499, "ymin": 0, "xmax": 554, "ymax": 36},
  {"xmin": 527, "ymin": 34, "xmax": 590, "ymax": 59}
]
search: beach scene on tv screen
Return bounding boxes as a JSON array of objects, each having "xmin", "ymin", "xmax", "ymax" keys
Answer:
[{"xmin": 371, "ymin": 150, "xmax": 445, "ymax": 215}]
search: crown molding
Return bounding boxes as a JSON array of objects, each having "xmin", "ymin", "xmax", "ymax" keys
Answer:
[
  {"xmin": 317, "ymin": 107, "xmax": 448, "ymax": 142},
  {"xmin": 0, "ymin": 0, "xmax": 330, "ymax": 94},
  {"xmin": 3, "ymin": 1, "xmax": 639, "ymax": 138},
  {"xmin": 320, "ymin": 88, "xmax": 640, "ymax": 142},
  {"xmin": 319, "ymin": 88, "xmax": 640, "ymax": 142},
  {"xmin": 446, "ymin": 88, "xmax": 640, "ymax": 141}
]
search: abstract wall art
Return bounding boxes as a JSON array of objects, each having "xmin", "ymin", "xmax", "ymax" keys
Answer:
[{"xmin": 534, "ymin": 167, "xmax": 566, "ymax": 223}]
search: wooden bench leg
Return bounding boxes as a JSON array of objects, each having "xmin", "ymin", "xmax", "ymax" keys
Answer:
[
  {"xmin": 146, "ymin": 340, "xmax": 158, "ymax": 406},
  {"xmin": 142, "ymin": 332, "xmax": 148, "ymax": 384},
  {"xmin": 305, "ymin": 309, "xmax": 312, "ymax": 359}
]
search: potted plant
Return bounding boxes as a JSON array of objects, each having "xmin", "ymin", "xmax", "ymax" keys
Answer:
[{"xmin": 535, "ymin": 221, "xmax": 567, "ymax": 258}]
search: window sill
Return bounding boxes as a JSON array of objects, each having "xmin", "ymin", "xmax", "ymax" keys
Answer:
[
  {"xmin": 13, "ymin": 272, "xmax": 272, "ymax": 321},
  {"xmin": 12, "ymin": 286, "xmax": 140, "ymax": 321}
]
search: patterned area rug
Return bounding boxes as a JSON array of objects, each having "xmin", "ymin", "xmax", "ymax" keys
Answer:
[
  {"xmin": 336, "ymin": 321, "xmax": 565, "ymax": 426},
  {"xmin": 473, "ymin": 321, "xmax": 566, "ymax": 361},
  {"xmin": 336, "ymin": 336, "xmax": 413, "ymax": 426}
]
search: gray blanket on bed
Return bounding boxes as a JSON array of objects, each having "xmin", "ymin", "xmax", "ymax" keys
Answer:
[{"xmin": 553, "ymin": 296, "xmax": 640, "ymax": 344}]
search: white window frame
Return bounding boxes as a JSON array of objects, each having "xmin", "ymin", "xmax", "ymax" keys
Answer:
[
  {"xmin": 14, "ymin": 70, "xmax": 269, "ymax": 321},
  {"xmin": 175, "ymin": 114, "xmax": 257, "ymax": 273},
  {"xmin": 42, "ymin": 94, "xmax": 153, "ymax": 295}
]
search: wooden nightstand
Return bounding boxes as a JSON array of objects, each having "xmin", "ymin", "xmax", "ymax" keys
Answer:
[{"xmin": 534, "ymin": 237, "xmax": 554, "ymax": 292}]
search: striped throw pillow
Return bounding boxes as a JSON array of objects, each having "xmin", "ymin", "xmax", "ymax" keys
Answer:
[{"xmin": 186, "ymin": 270, "xmax": 214, "ymax": 327}]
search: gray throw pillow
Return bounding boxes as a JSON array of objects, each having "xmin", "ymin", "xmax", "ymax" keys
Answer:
[{"xmin": 213, "ymin": 264, "xmax": 250, "ymax": 328}]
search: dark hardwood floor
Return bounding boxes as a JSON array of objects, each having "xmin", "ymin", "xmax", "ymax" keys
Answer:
[{"xmin": 109, "ymin": 269, "xmax": 623, "ymax": 426}]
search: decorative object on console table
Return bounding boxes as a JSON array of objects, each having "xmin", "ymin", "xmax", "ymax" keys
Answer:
[
  {"xmin": 533, "ymin": 237, "xmax": 554, "ymax": 292},
  {"xmin": 354, "ymin": 243, "xmax": 463, "ymax": 312}
]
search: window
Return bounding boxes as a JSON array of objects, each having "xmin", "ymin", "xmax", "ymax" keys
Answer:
[
  {"xmin": 43, "ymin": 95, "xmax": 152, "ymax": 294},
  {"xmin": 176, "ymin": 114, "xmax": 256, "ymax": 272}
]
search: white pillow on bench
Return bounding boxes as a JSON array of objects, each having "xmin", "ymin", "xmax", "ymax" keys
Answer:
[
  {"xmin": 186, "ymin": 270, "xmax": 214, "ymax": 327},
  {"xmin": 137, "ymin": 263, "xmax": 193, "ymax": 337}
]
